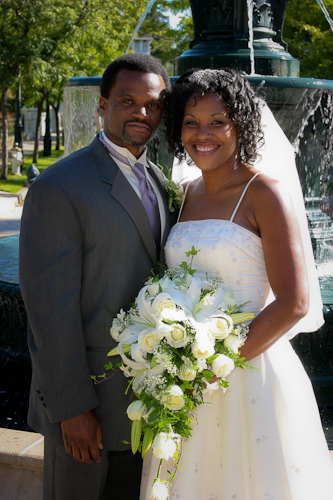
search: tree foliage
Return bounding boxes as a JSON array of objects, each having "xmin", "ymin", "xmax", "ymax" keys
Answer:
[
  {"xmin": 136, "ymin": 0, "xmax": 193, "ymax": 74},
  {"xmin": 283, "ymin": 0, "xmax": 333, "ymax": 79},
  {"xmin": 0, "ymin": 0, "xmax": 156, "ymax": 175}
]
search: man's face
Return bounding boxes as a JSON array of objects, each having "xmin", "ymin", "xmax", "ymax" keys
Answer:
[{"xmin": 99, "ymin": 69, "xmax": 166, "ymax": 158}]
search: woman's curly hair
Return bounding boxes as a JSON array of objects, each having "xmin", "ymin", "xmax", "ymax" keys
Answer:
[{"xmin": 165, "ymin": 68, "xmax": 264, "ymax": 165}]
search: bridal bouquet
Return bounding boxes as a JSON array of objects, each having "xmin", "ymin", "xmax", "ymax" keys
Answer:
[{"xmin": 106, "ymin": 247, "xmax": 254, "ymax": 500}]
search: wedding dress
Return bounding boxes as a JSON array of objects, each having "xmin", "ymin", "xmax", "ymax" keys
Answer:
[{"xmin": 140, "ymin": 176, "xmax": 333, "ymax": 500}]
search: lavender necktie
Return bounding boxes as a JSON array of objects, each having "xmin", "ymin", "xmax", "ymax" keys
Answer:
[{"xmin": 99, "ymin": 133, "xmax": 161, "ymax": 251}]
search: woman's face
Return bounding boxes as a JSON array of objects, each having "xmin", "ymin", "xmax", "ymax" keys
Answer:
[{"xmin": 181, "ymin": 93, "xmax": 240, "ymax": 173}]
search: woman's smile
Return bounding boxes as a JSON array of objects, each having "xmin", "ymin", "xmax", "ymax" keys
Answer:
[
  {"xmin": 193, "ymin": 144, "xmax": 219, "ymax": 154},
  {"xmin": 181, "ymin": 93, "xmax": 240, "ymax": 172}
]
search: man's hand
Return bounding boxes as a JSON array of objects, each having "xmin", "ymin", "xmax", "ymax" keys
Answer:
[{"xmin": 61, "ymin": 410, "xmax": 103, "ymax": 464}]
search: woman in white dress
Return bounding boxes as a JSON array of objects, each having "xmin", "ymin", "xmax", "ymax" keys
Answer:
[{"xmin": 140, "ymin": 68, "xmax": 333, "ymax": 500}]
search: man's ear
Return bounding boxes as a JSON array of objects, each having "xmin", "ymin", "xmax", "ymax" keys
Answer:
[{"xmin": 99, "ymin": 96, "xmax": 106, "ymax": 115}]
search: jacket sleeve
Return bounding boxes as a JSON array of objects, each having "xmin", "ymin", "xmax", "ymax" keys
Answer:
[{"xmin": 19, "ymin": 175, "xmax": 100, "ymax": 423}]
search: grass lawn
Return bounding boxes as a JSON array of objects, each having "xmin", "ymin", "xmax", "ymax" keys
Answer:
[{"xmin": 0, "ymin": 146, "xmax": 64, "ymax": 194}]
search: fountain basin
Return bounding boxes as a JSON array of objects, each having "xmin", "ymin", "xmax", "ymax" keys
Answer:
[
  {"xmin": 64, "ymin": 74, "xmax": 333, "ymax": 197},
  {"xmin": 0, "ymin": 235, "xmax": 19, "ymax": 284}
]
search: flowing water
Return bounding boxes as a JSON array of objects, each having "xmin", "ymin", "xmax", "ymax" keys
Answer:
[
  {"xmin": 63, "ymin": 83, "xmax": 100, "ymax": 157},
  {"xmin": 0, "ymin": 235, "xmax": 19, "ymax": 283},
  {"xmin": 246, "ymin": 0, "xmax": 256, "ymax": 75},
  {"xmin": 125, "ymin": 0, "xmax": 159, "ymax": 54},
  {"xmin": 316, "ymin": 0, "xmax": 333, "ymax": 31}
]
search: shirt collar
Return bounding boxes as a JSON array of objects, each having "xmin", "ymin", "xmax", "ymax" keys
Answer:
[{"xmin": 101, "ymin": 130, "xmax": 148, "ymax": 167}]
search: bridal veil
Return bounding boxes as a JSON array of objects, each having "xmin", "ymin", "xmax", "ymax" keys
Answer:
[{"xmin": 171, "ymin": 100, "xmax": 324, "ymax": 338}]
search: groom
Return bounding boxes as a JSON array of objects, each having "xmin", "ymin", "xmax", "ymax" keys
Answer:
[{"xmin": 19, "ymin": 53, "xmax": 172, "ymax": 499}]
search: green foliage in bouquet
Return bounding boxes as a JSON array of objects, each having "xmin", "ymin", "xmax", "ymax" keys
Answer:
[{"xmin": 101, "ymin": 247, "xmax": 256, "ymax": 498}]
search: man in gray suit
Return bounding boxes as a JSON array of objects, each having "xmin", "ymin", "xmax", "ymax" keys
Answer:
[{"xmin": 19, "ymin": 53, "xmax": 173, "ymax": 499}]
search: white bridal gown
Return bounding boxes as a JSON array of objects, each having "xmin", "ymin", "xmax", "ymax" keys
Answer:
[{"xmin": 140, "ymin": 177, "xmax": 333, "ymax": 500}]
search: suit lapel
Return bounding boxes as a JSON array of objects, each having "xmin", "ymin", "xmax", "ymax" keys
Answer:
[
  {"xmin": 111, "ymin": 171, "xmax": 156, "ymax": 262},
  {"xmin": 89, "ymin": 137, "xmax": 157, "ymax": 262}
]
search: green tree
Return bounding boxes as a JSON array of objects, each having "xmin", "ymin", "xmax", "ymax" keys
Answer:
[
  {"xmin": 27, "ymin": 0, "xmax": 149, "ymax": 161},
  {"xmin": 0, "ymin": 0, "xmax": 40, "ymax": 178},
  {"xmin": 283, "ymin": 0, "xmax": 333, "ymax": 79},
  {"xmin": 1, "ymin": 0, "xmax": 153, "ymax": 172},
  {"xmin": 135, "ymin": 0, "xmax": 193, "ymax": 74}
]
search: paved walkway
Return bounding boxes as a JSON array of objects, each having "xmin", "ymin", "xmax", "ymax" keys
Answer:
[
  {"xmin": 0, "ymin": 191, "xmax": 25, "ymax": 237},
  {"xmin": 0, "ymin": 139, "xmax": 46, "ymax": 237},
  {"xmin": 1, "ymin": 138, "xmax": 41, "ymax": 161}
]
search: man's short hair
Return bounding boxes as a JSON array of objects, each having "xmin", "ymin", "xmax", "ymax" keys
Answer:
[{"xmin": 100, "ymin": 53, "xmax": 171, "ymax": 98}]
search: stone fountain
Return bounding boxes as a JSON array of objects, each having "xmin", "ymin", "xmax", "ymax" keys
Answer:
[
  {"xmin": 175, "ymin": 0, "xmax": 299, "ymax": 76},
  {"xmin": 41, "ymin": 0, "xmax": 333, "ymax": 402},
  {"xmin": 172, "ymin": 0, "xmax": 333, "ymax": 406}
]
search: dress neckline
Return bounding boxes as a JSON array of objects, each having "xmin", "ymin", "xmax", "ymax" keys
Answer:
[
  {"xmin": 171, "ymin": 218, "xmax": 262, "ymax": 241},
  {"xmin": 176, "ymin": 173, "xmax": 261, "ymax": 240},
  {"xmin": 177, "ymin": 173, "xmax": 260, "ymax": 224}
]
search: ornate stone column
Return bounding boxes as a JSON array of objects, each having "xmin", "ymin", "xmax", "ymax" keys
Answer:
[{"xmin": 175, "ymin": 0, "xmax": 299, "ymax": 77}]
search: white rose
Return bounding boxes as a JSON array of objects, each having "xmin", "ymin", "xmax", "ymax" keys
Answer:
[
  {"xmin": 165, "ymin": 324, "xmax": 188, "ymax": 348},
  {"xmin": 110, "ymin": 318, "xmax": 123, "ymax": 340},
  {"xmin": 208, "ymin": 315, "xmax": 232, "ymax": 340},
  {"xmin": 152, "ymin": 432, "xmax": 177, "ymax": 460},
  {"xmin": 224, "ymin": 333, "xmax": 242, "ymax": 353},
  {"xmin": 178, "ymin": 363, "xmax": 197, "ymax": 381},
  {"xmin": 148, "ymin": 479, "xmax": 169, "ymax": 500},
  {"xmin": 138, "ymin": 330, "xmax": 163, "ymax": 354},
  {"xmin": 211, "ymin": 354, "xmax": 235, "ymax": 378},
  {"xmin": 126, "ymin": 400, "xmax": 147, "ymax": 421},
  {"xmin": 153, "ymin": 295, "xmax": 177, "ymax": 320},
  {"xmin": 161, "ymin": 385, "xmax": 185, "ymax": 411},
  {"xmin": 191, "ymin": 335, "xmax": 215, "ymax": 359}
]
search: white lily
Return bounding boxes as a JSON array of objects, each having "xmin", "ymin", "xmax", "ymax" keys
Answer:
[
  {"xmin": 134, "ymin": 285, "xmax": 157, "ymax": 328},
  {"xmin": 117, "ymin": 342, "xmax": 165, "ymax": 394},
  {"xmin": 194, "ymin": 286, "xmax": 226, "ymax": 321}
]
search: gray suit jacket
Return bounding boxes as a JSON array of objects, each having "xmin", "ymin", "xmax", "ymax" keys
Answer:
[{"xmin": 19, "ymin": 135, "xmax": 175, "ymax": 450}]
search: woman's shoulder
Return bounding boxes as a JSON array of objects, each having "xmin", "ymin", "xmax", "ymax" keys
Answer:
[
  {"xmin": 183, "ymin": 176, "xmax": 203, "ymax": 194},
  {"xmin": 250, "ymin": 171, "xmax": 291, "ymax": 204},
  {"xmin": 249, "ymin": 171, "xmax": 296, "ymax": 230}
]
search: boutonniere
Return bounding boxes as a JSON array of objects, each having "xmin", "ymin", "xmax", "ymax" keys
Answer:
[{"xmin": 159, "ymin": 164, "xmax": 184, "ymax": 213}]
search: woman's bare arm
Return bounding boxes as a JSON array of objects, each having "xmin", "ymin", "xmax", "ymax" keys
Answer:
[{"xmin": 240, "ymin": 177, "xmax": 309, "ymax": 361}]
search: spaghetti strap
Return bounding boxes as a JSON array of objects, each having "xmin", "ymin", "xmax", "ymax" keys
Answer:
[
  {"xmin": 230, "ymin": 172, "xmax": 260, "ymax": 222},
  {"xmin": 177, "ymin": 182, "xmax": 191, "ymax": 223}
]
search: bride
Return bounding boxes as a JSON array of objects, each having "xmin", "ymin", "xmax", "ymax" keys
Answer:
[{"xmin": 140, "ymin": 68, "xmax": 333, "ymax": 499}]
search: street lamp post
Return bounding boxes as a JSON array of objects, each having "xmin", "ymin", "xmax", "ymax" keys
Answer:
[{"xmin": 43, "ymin": 96, "xmax": 52, "ymax": 156}]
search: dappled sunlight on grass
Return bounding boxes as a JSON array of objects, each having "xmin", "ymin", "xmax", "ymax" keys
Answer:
[{"xmin": 0, "ymin": 147, "xmax": 64, "ymax": 194}]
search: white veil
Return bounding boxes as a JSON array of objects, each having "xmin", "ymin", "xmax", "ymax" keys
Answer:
[
  {"xmin": 172, "ymin": 101, "xmax": 324, "ymax": 338},
  {"xmin": 256, "ymin": 102, "xmax": 324, "ymax": 338}
]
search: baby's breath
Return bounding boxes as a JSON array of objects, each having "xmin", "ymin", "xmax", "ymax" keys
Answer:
[
  {"xmin": 141, "ymin": 374, "xmax": 168, "ymax": 396},
  {"xmin": 104, "ymin": 247, "xmax": 256, "ymax": 498}
]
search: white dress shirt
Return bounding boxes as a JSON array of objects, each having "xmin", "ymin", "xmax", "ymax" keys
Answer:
[{"xmin": 101, "ymin": 131, "xmax": 166, "ymax": 244}]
